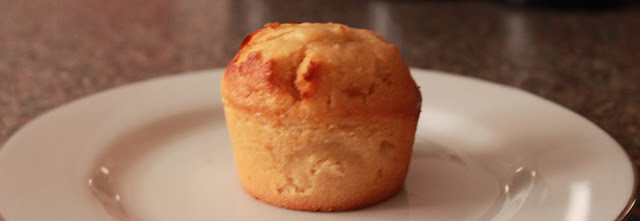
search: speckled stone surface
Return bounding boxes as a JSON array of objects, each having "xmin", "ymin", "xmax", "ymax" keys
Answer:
[{"xmin": 0, "ymin": 0, "xmax": 639, "ymax": 219}]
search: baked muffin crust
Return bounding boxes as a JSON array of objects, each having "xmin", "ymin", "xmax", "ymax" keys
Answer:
[
  {"xmin": 222, "ymin": 23, "xmax": 421, "ymax": 211},
  {"xmin": 223, "ymin": 23, "xmax": 421, "ymax": 118}
]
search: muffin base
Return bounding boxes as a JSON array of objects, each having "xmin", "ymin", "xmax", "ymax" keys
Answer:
[{"xmin": 223, "ymin": 106, "xmax": 418, "ymax": 211}]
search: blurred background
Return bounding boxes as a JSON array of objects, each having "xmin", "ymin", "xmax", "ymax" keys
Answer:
[{"xmin": 0, "ymin": 0, "xmax": 639, "ymax": 220}]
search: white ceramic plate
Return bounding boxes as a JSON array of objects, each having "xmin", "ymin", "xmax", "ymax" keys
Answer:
[{"xmin": 0, "ymin": 68, "xmax": 635, "ymax": 221}]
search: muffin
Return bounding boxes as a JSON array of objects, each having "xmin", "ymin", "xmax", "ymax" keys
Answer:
[{"xmin": 221, "ymin": 23, "xmax": 421, "ymax": 212}]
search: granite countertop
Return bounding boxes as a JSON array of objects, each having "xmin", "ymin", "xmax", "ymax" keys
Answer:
[{"xmin": 0, "ymin": 0, "xmax": 639, "ymax": 220}]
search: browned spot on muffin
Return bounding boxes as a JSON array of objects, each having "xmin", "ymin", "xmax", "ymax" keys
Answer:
[
  {"xmin": 344, "ymin": 86, "xmax": 365, "ymax": 97},
  {"xmin": 302, "ymin": 61, "xmax": 321, "ymax": 82},
  {"xmin": 265, "ymin": 23, "xmax": 281, "ymax": 29},
  {"xmin": 239, "ymin": 30, "xmax": 260, "ymax": 50},
  {"xmin": 379, "ymin": 140, "xmax": 394, "ymax": 152},
  {"xmin": 226, "ymin": 51, "xmax": 303, "ymax": 100},
  {"xmin": 296, "ymin": 61, "xmax": 322, "ymax": 99},
  {"xmin": 225, "ymin": 52, "xmax": 271, "ymax": 90}
]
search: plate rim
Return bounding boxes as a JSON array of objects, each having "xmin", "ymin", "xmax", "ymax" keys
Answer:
[
  {"xmin": 408, "ymin": 68, "xmax": 638, "ymax": 221},
  {"xmin": 0, "ymin": 68, "xmax": 637, "ymax": 220}
]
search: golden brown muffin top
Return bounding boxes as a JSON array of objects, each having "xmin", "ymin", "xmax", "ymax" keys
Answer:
[{"xmin": 222, "ymin": 23, "xmax": 421, "ymax": 117}]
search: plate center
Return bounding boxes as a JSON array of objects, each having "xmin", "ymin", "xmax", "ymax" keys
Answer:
[{"xmin": 88, "ymin": 108, "xmax": 231, "ymax": 220}]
